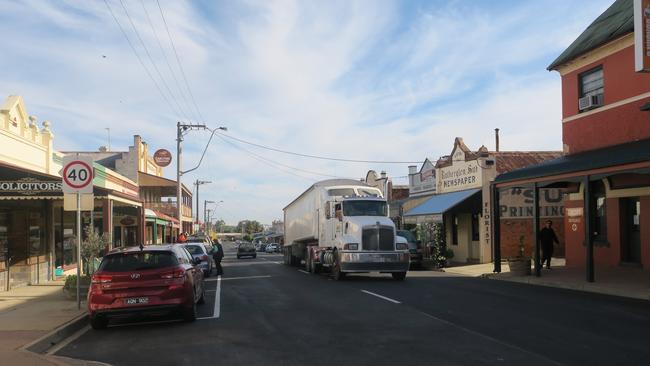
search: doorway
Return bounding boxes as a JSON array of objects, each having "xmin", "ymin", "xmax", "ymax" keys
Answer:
[{"xmin": 620, "ymin": 197, "xmax": 641, "ymax": 264}]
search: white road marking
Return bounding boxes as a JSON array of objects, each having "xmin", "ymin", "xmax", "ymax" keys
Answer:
[
  {"xmin": 198, "ymin": 275, "xmax": 221, "ymax": 320},
  {"xmin": 298, "ymin": 270, "xmax": 309, "ymax": 274},
  {"xmin": 206, "ymin": 275, "xmax": 272, "ymax": 282},
  {"xmin": 361, "ymin": 290, "xmax": 401, "ymax": 304},
  {"xmin": 45, "ymin": 325, "xmax": 90, "ymax": 355}
]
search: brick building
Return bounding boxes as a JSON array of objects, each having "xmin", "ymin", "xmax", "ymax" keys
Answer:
[{"xmin": 494, "ymin": 0, "xmax": 650, "ymax": 279}]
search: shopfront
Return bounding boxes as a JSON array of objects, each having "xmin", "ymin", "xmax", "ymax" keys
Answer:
[{"xmin": 0, "ymin": 164, "xmax": 59, "ymax": 289}]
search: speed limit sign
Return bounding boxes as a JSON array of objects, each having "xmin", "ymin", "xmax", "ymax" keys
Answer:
[{"xmin": 62, "ymin": 156, "xmax": 94, "ymax": 194}]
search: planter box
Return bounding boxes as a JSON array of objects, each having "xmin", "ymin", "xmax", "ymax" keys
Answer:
[{"xmin": 508, "ymin": 257, "xmax": 531, "ymax": 276}]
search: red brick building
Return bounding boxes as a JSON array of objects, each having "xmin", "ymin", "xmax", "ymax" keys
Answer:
[{"xmin": 494, "ymin": 0, "xmax": 650, "ymax": 280}]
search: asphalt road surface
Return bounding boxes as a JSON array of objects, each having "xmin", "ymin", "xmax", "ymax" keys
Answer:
[{"xmin": 57, "ymin": 242, "xmax": 650, "ymax": 366}]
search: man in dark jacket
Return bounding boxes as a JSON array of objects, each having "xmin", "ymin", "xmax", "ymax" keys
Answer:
[
  {"xmin": 212, "ymin": 240, "xmax": 224, "ymax": 275},
  {"xmin": 540, "ymin": 220, "xmax": 559, "ymax": 269}
]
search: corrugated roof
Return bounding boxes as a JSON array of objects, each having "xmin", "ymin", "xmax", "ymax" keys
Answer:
[
  {"xmin": 404, "ymin": 189, "xmax": 481, "ymax": 217},
  {"xmin": 494, "ymin": 138, "xmax": 650, "ymax": 184},
  {"xmin": 494, "ymin": 151, "xmax": 563, "ymax": 174},
  {"xmin": 548, "ymin": 0, "xmax": 633, "ymax": 70}
]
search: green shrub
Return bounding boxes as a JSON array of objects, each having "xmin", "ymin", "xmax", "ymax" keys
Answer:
[{"xmin": 63, "ymin": 274, "xmax": 91, "ymax": 290}]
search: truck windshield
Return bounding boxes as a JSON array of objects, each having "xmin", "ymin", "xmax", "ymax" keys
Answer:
[{"xmin": 343, "ymin": 201, "xmax": 387, "ymax": 216}]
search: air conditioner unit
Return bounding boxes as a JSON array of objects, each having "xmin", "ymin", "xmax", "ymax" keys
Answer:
[{"xmin": 578, "ymin": 94, "xmax": 603, "ymax": 111}]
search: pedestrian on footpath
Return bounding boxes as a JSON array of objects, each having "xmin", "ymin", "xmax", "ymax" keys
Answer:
[
  {"xmin": 540, "ymin": 220, "xmax": 559, "ymax": 269},
  {"xmin": 213, "ymin": 240, "xmax": 224, "ymax": 275}
]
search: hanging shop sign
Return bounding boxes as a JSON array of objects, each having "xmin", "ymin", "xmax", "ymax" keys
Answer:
[
  {"xmin": 153, "ymin": 149, "xmax": 172, "ymax": 167},
  {"xmin": 0, "ymin": 177, "xmax": 62, "ymax": 196}
]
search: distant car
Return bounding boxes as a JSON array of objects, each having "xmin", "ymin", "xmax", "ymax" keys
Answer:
[
  {"xmin": 265, "ymin": 243, "xmax": 278, "ymax": 253},
  {"xmin": 237, "ymin": 243, "xmax": 257, "ymax": 259},
  {"xmin": 396, "ymin": 230, "xmax": 423, "ymax": 267},
  {"xmin": 182, "ymin": 244, "xmax": 214, "ymax": 277},
  {"xmin": 258, "ymin": 243, "xmax": 268, "ymax": 252},
  {"xmin": 87, "ymin": 245, "xmax": 205, "ymax": 329},
  {"xmin": 186, "ymin": 235, "xmax": 213, "ymax": 245}
]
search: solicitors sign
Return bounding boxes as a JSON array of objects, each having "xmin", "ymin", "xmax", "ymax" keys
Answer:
[
  {"xmin": 635, "ymin": 0, "xmax": 650, "ymax": 72},
  {"xmin": 0, "ymin": 177, "xmax": 62, "ymax": 196}
]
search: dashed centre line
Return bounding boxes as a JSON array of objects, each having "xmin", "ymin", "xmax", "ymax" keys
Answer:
[{"xmin": 361, "ymin": 290, "xmax": 401, "ymax": 304}]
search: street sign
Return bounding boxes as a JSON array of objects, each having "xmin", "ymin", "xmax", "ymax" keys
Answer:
[
  {"xmin": 64, "ymin": 193, "xmax": 94, "ymax": 211},
  {"xmin": 153, "ymin": 149, "xmax": 172, "ymax": 167},
  {"xmin": 62, "ymin": 156, "xmax": 94, "ymax": 194}
]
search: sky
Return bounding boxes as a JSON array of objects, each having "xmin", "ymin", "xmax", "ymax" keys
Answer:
[{"xmin": 0, "ymin": 0, "xmax": 614, "ymax": 226}]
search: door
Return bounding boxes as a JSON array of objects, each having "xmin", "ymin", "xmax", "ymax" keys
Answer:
[
  {"xmin": 8, "ymin": 210, "xmax": 30, "ymax": 288},
  {"xmin": 620, "ymin": 197, "xmax": 641, "ymax": 264}
]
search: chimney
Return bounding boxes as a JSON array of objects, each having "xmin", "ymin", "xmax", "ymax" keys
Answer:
[
  {"xmin": 408, "ymin": 165, "xmax": 417, "ymax": 175},
  {"xmin": 495, "ymin": 128, "xmax": 500, "ymax": 152},
  {"xmin": 380, "ymin": 171, "xmax": 387, "ymax": 179}
]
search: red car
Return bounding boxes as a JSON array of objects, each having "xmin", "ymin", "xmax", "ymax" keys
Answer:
[{"xmin": 87, "ymin": 245, "xmax": 205, "ymax": 329}]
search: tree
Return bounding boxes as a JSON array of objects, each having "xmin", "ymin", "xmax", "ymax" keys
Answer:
[
  {"xmin": 81, "ymin": 226, "xmax": 108, "ymax": 275},
  {"xmin": 236, "ymin": 220, "xmax": 264, "ymax": 235}
]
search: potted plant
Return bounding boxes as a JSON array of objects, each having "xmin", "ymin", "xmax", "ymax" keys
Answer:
[
  {"xmin": 507, "ymin": 235, "xmax": 531, "ymax": 275},
  {"xmin": 444, "ymin": 248, "xmax": 455, "ymax": 267}
]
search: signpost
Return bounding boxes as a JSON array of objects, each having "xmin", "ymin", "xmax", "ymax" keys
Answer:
[
  {"xmin": 62, "ymin": 156, "xmax": 94, "ymax": 310},
  {"xmin": 635, "ymin": 0, "xmax": 650, "ymax": 72}
]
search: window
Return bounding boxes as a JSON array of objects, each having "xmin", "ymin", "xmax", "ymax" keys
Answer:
[
  {"xmin": 579, "ymin": 66, "xmax": 604, "ymax": 111},
  {"xmin": 591, "ymin": 181, "xmax": 607, "ymax": 242},
  {"xmin": 99, "ymin": 251, "xmax": 178, "ymax": 272},
  {"xmin": 471, "ymin": 213, "xmax": 480, "ymax": 241},
  {"xmin": 451, "ymin": 214, "xmax": 458, "ymax": 246},
  {"xmin": 342, "ymin": 201, "xmax": 388, "ymax": 216}
]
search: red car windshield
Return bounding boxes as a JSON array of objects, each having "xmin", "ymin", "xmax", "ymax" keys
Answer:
[{"xmin": 99, "ymin": 251, "xmax": 178, "ymax": 272}]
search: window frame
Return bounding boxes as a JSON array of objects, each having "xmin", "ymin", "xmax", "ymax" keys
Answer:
[
  {"xmin": 451, "ymin": 214, "xmax": 459, "ymax": 246},
  {"xmin": 578, "ymin": 66, "xmax": 604, "ymax": 113}
]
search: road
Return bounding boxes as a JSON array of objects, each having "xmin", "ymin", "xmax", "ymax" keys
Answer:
[{"xmin": 56, "ymin": 242, "xmax": 650, "ymax": 366}]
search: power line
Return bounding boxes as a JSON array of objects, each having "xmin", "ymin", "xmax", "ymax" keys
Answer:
[
  {"xmin": 157, "ymin": 0, "xmax": 206, "ymax": 123},
  {"xmin": 215, "ymin": 134, "xmax": 345, "ymax": 179},
  {"xmin": 103, "ymin": 0, "xmax": 180, "ymax": 118},
  {"xmin": 118, "ymin": 0, "xmax": 193, "ymax": 122},
  {"xmin": 215, "ymin": 131, "xmax": 423, "ymax": 164},
  {"xmin": 139, "ymin": 0, "xmax": 199, "ymax": 123}
]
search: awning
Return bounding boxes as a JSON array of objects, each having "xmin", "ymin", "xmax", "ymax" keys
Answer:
[
  {"xmin": 145, "ymin": 209, "xmax": 157, "ymax": 218},
  {"xmin": 495, "ymin": 138, "xmax": 650, "ymax": 186},
  {"xmin": 403, "ymin": 188, "xmax": 481, "ymax": 223}
]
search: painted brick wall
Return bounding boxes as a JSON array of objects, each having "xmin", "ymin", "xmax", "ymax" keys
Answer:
[{"xmin": 500, "ymin": 218, "xmax": 565, "ymax": 259}]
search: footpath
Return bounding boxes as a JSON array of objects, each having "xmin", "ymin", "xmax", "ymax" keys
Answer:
[
  {"xmin": 0, "ymin": 281, "xmax": 99, "ymax": 366},
  {"xmin": 442, "ymin": 258, "xmax": 650, "ymax": 301}
]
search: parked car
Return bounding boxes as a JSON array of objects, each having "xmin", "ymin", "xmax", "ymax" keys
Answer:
[
  {"xmin": 186, "ymin": 235, "xmax": 213, "ymax": 245},
  {"xmin": 258, "ymin": 243, "xmax": 268, "ymax": 252},
  {"xmin": 265, "ymin": 243, "xmax": 278, "ymax": 253},
  {"xmin": 182, "ymin": 243, "xmax": 214, "ymax": 277},
  {"xmin": 87, "ymin": 245, "xmax": 205, "ymax": 329},
  {"xmin": 237, "ymin": 242, "xmax": 257, "ymax": 259},
  {"xmin": 396, "ymin": 230, "xmax": 423, "ymax": 267}
]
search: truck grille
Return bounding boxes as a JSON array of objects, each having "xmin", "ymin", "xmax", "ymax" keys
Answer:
[{"xmin": 362, "ymin": 226, "xmax": 394, "ymax": 251}]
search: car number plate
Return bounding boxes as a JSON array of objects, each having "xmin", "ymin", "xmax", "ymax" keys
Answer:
[{"xmin": 125, "ymin": 297, "xmax": 149, "ymax": 305}]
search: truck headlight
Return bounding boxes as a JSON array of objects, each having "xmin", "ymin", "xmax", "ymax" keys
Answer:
[
  {"xmin": 343, "ymin": 243, "xmax": 359, "ymax": 250},
  {"xmin": 396, "ymin": 243, "xmax": 408, "ymax": 250}
]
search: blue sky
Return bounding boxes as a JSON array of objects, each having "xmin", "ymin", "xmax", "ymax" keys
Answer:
[{"xmin": 0, "ymin": 0, "xmax": 613, "ymax": 225}]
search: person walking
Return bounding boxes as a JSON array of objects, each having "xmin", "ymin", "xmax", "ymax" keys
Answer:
[
  {"xmin": 540, "ymin": 220, "xmax": 559, "ymax": 269},
  {"xmin": 213, "ymin": 240, "xmax": 224, "ymax": 276}
]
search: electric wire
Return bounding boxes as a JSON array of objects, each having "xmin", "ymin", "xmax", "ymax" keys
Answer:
[
  {"xmin": 214, "ymin": 131, "xmax": 422, "ymax": 164},
  {"xmin": 103, "ymin": 0, "xmax": 180, "ymax": 118},
  {"xmin": 215, "ymin": 134, "xmax": 346, "ymax": 179},
  {"xmin": 156, "ymin": 0, "xmax": 206, "ymax": 123},
  {"xmin": 217, "ymin": 135, "xmax": 316, "ymax": 182},
  {"xmin": 118, "ymin": 0, "xmax": 193, "ymax": 122},
  {"xmin": 140, "ymin": 0, "xmax": 199, "ymax": 123}
]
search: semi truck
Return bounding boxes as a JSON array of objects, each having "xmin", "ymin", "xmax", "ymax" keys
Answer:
[{"xmin": 283, "ymin": 179, "xmax": 410, "ymax": 280}]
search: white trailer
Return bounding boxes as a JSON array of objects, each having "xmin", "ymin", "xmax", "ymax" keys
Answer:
[{"xmin": 283, "ymin": 179, "xmax": 410, "ymax": 280}]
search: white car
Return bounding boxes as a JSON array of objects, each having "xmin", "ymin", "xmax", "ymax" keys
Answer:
[{"xmin": 265, "ymin": 243, "xmax": 278, "ymax": 253}]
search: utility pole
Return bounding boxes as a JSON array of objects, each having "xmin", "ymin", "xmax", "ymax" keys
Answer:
[
  {"xmin": 203, "ymin": 200, "xmax": 215, "ymax": 228},
  {"xmin": 176, "ymin": 123, "xmax": 226, "ymax": 234},
  {"xmin": 195, "ymin": 180, "xmax": 211, "ymax": 229}
]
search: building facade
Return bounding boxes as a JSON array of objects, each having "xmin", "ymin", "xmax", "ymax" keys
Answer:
[
  {"xmin": 405, "ymin": 137, "xmax": 561, "ymax": 264},
  {"xmin": 0, "ymin": 96, "xmax": 144, "ymax": 290},
  {"xmin": 494, "ymin": 0, "xmax": 650, "ymax": 278}
]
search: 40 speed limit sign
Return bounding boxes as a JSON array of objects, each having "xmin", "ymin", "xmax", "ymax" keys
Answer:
[{"xmin": 62, "ymin": 156, "xmax": 94, "ymax": 194}]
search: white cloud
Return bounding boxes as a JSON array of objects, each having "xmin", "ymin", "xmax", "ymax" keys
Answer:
[{"xmin": 0, "ymin": 0, "xmax": 612, "ymax": 225}]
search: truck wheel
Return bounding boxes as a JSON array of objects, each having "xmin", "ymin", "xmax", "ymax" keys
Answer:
[
  {"xmin": 392, "ymin": 272, "xmax": 407, "ymax": 281},
  {"xmin": 332, "ymin": 260, "xmax": 345, "ymax": 281}
]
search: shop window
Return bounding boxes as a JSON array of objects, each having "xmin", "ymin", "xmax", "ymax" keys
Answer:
[
  {"xmin": 451, "ymin": 214, "xmax": 458, "ymax": 246},
  {"xmin": 471, "ymin": 213, "xmax": 480, "ymax": 241},
  {"xmin": 592, "ymin": 181, "xmax": 607, "ymax": 242},
  {"xmin": 578, "ymin": 66, "xmax": 603, "ymax": 112}
]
